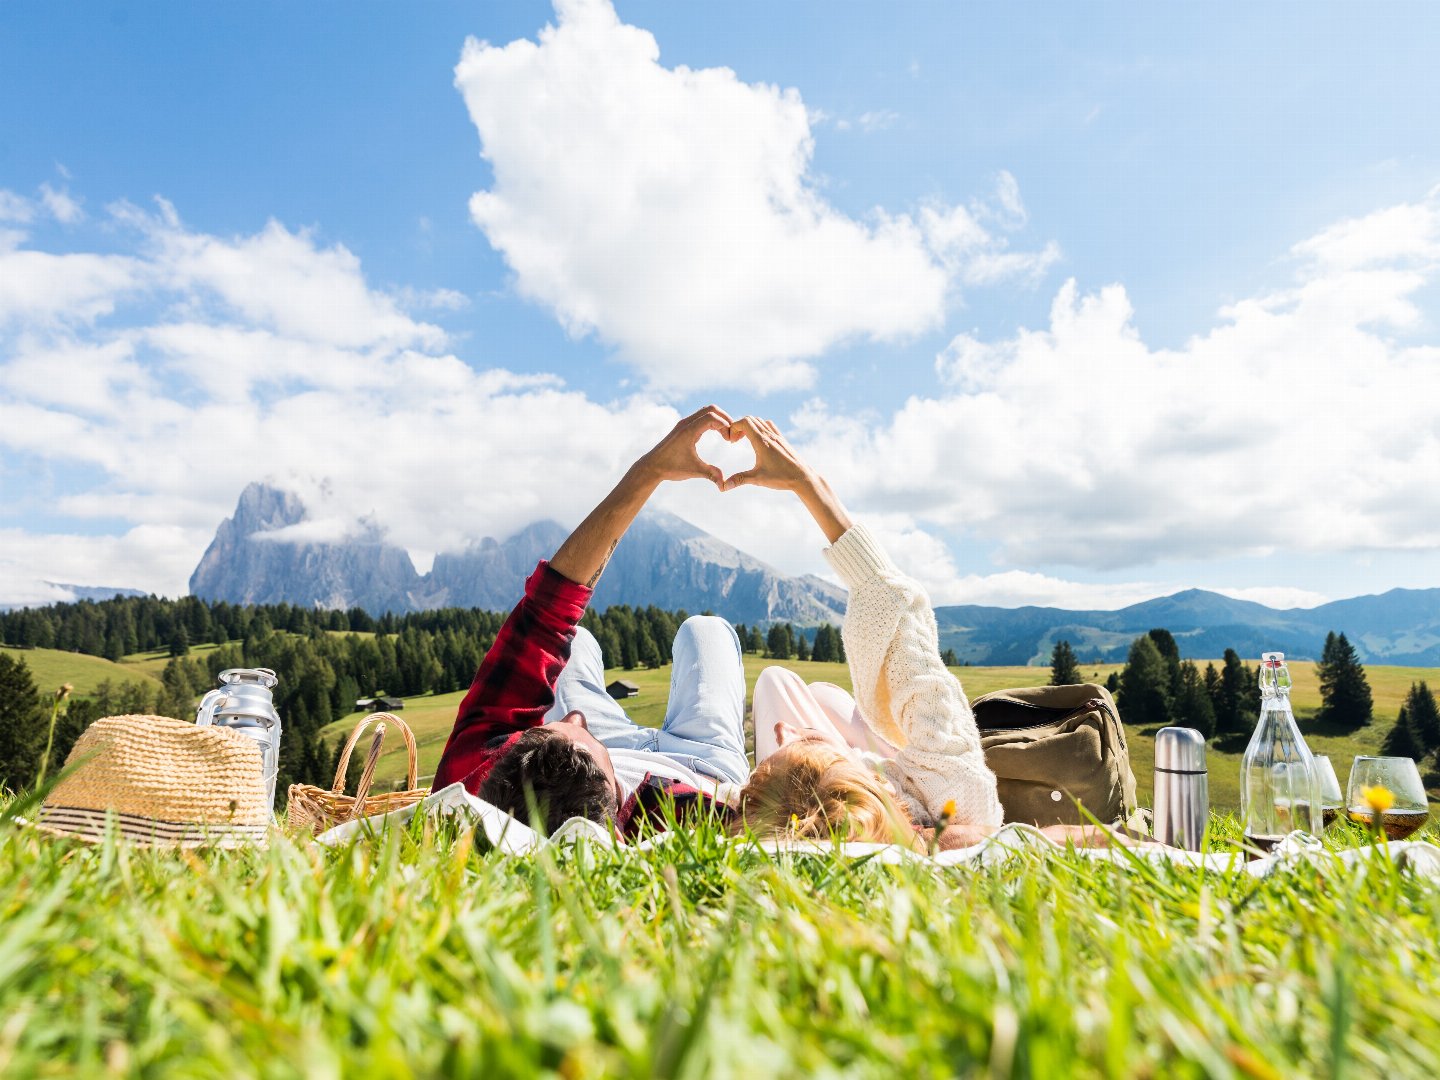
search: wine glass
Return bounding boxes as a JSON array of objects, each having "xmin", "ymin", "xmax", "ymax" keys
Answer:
[
  {"xmin": 1346, "ymin": 756, "xmax": 1431, "ymax": 841},
  {"xmin": 1312, "ymin": 755, "xmax": 1344, "ymax": 829}
]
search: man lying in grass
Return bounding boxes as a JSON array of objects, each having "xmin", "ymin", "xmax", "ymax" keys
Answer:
[{"xmin": 433, "ymin": 406, "xmax": 754, "ymax": 836}]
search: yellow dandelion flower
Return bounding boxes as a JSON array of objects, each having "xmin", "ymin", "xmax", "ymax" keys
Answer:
[
  {"xmin": 789, "ymin": 813, "xmax": 800, "ymax": 831},
  {"xmin": 941, "ymin": 799, "xmax": 957, "ymax": 820},
  {"xmin": 1361, "ymin": 785, "xmax": 1395, "ymax": 813}
]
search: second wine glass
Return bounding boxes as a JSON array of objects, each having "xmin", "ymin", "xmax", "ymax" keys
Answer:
[
  {"xmin": 1346, "ymin": 756, "xmax": 1430, "ymax": 841},
  {"xmin": 1313, "ymin": 755, "xmax": 1344, "ymax": 828}
]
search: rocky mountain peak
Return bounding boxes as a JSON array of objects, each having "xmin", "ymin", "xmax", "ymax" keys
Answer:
[
  {"xmin": 190, "ymin": 485, "xmax": 847, "ymax": 624},
  {"xmin": 229, "ymin": 482, "xmax": 307, "ymax": 535}
]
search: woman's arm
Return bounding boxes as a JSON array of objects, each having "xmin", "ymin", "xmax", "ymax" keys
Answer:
[
  {"xmin": 724, "ymin": 416, "xmax": 1003, "ymax": 828},
  {"xmin": 722, "ymin": 416, "xmax": 852, "ymax": 542}
]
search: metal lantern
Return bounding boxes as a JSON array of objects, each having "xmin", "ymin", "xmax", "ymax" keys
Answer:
[{"xmin": 196, "ymin": 668, "xmax": 283, "ymax": 813}]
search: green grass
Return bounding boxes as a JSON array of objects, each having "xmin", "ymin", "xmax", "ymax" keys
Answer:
[
  {"xmin": 321, "ymin": 658, "xmax": 1440, "ymax": 812},
  {"xmin": 0, "ymin": 645, "xmax": 161, "ymax": 698},
  {"xmin": 1, "ymin": 801, "xmax": 1437, "ymax": 1077},
  {"xmin": 118, "ymin": 641, "xmax": 233, "ymax": 679}
]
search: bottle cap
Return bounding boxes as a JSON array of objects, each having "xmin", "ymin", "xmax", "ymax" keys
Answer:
[{"xmin": 1154, "ymin": 726, "xmax": 1207, "ymax": 773}]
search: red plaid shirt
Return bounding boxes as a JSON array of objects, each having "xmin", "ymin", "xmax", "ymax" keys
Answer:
[{"xmin": 433, "ymin": 560, "xmax": 721, "ymax": 837}]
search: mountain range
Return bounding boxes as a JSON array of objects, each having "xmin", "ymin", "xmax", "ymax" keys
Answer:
[
  {"xmin": 931, "ymin": 589, "xmax": 1440, "ymax": 666},
  {"xmin": 189, "ymin": 483, "xmax": 847, "ymax": 626},
  {"xmin": 187, "ymin": 483, "xmax": 1440, "ymax": 665}
]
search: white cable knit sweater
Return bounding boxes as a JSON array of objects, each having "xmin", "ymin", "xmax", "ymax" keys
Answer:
[{"xmin": 823, "ymin": 523, "xmax": 1003, "ymax": 828}]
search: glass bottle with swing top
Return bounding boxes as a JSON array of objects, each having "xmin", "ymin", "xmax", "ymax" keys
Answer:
[{"xmin": 1239, "ymin": 652, "xmax": 1322, "ymax": 854}]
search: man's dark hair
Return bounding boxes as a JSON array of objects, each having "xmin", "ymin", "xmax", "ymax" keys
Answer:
[{"xmin": 478, "ymin": 727, "xmax": 619, "ymax": 834}]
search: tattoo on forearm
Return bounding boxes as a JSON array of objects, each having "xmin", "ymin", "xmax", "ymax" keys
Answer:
[{"xmin": 586, "ymin": 540, "xmax": 619, "ymax": 588}]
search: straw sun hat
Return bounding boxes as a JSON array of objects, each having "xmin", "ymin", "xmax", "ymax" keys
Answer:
[{"xmin": 36, "ymin": 714, "xmax": 271, "ymax": 848}]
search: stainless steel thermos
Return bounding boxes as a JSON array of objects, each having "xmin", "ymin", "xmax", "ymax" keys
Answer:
[
  {"xmin": 196, "ymin": 668, "xmax": 282, "ymax": 813},
  {"xmin": 1153, "ymin": 726, "xmax": 1208, "ymax": 850}
]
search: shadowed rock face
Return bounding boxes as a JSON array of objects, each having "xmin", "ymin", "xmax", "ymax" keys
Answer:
[
  {"xmin": 190, "ymin": 484, "xmax": 848, "ymax": 624},
  {"xmin": 189, "ymin": 483, "xmax": 424, "ymax": 614}
]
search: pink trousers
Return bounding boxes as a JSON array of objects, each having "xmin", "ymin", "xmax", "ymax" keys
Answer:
[{"xmin": 752, "ymin": 666, "xmax": 899, "ymax": 766}]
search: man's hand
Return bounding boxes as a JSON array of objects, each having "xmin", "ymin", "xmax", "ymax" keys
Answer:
[
  {"xmin": 550, "ymin": 406, "xmax": 735, "ymax": 588},
  {"xmin": 721, "ymin": 417, "xmax": 814, "ymax": 493},
  {"xmin": 632, "ymin": 405, "xmax": 736, "ymax": 491}
]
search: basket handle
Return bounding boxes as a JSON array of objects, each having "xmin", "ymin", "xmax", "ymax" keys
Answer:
[
  {"xmin": 330, "ymin": 711, "xmax": 420, "ymax": 792},
  {"xmin": 351, "ymin": 724, "xmax": 388, "ymax": 820}
]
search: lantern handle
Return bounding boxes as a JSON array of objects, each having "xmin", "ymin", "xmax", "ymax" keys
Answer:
[{"xmin": 195, "ymin": 688, "xmax": 228, "ymax": 727}]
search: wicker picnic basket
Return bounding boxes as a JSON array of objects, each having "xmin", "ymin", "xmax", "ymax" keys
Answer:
[{"xmin": 286, "ymin": 712, "xmax": 429, "ymax": 836}]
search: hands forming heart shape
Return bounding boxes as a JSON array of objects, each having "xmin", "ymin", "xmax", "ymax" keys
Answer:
[{"xmin": 638, "ymin": 406, "xmax": 815, "ymax": 494}]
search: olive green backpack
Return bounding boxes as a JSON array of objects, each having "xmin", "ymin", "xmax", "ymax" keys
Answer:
[{"xmin": 972, "ymin": 683, "xmax": 1137, "ymax": 827}]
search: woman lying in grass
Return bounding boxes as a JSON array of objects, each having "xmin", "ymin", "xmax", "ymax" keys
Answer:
[{"xmin": 724, "ymin": 417, "xmax": 1133, "ymax": 852}]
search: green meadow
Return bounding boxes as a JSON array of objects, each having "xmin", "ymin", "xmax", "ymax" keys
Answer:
[
  {"xmin": 320, "ymin": 658, "xmax": 1440, "ymax": 811},
  {"xmin": 0, "ymin": 645, "xmax": 160, "ymax": 698},
  {"xmin": 117, "ymin": 641, "xmax": 233, "ymax": 679},
  {"xmin": 4, "ymin": 654, "xmax": 1437, "ymax": 1076},
  {"xmin": 1, "ymin": 798, "xmax": 1436, "ymax": 1077}
]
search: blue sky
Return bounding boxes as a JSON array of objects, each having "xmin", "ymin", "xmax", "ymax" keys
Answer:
[{"xmin": 2, "ymin": 0, "xmax": 1439, "ymax": 609}]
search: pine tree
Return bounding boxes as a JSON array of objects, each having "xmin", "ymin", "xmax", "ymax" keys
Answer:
[
  {"xmin": 810, "ymin": 624, "xmax": 833, "ymax": 663},
  {"xmin": 1104, "ymin": 671, "xmax": 1120, "ymax": 695},
  {"xmin": 795, "ymin": 633, "xmax": 810, "ymax": 662},
  {"xmin": 637, "ymin": 622, "xmax": 662, "ymax": 669},
  {"xmin": 1240, "ymin": 662, "xmax": 1262, "ymax": 724},
  {"xmin": 0, "ymin": 652, "xmax": 42, "ymax": 790},
  {"xmin": 50, "ymin": 696, "xmax": 100, "ymax": 771},
  {"xmin": 1175, "ymin": 660, "xmax": 1216, "ymax": 739},
  {"xmin": 335, "ymin": 674, "xmax": 361, "ymax": 718},
  {"xmin": 766, "ymin": 623, "xmax": 793, "ymax": 660},
  {"xmin": 169, "ymin": 623, "xmax": 190, "ymax": 658},
  {"xmin": 1216, "ymin": 649, "xmax": 1248, "ymax": 734},
  {"xmin": 599, "ymin": 627, "xmax": 624, "ymax": 672},
  {"xmin": 1049, "ymin": 640, "xmax": 1081, "ymax": 686},
  {"xmin": 747, "ymin": 627, "xmax": 765, "ymax": 655},
  {"xmin": 1380, "ymin": 705, "xmax": 1424, "ymax": 760},
  {"xmin": 1400, "ymin": 681, "xmax": 1440, "ymax": 754},
  {"xmin": 1118, "ymin": 636, "xmax": 1172, "ymax": 729},
  {"xmin": 941, "ymin": 648, "xmax": 960, "ymax": 667},
  {"xmin": 814, "ymin": 624, "xmax": 844, "ymax": 664},
  {"xmin": 1147, "ymin": 628, "xmax": 1182, "ymax": 697},
  {"xmin": 1202, "ymin": 662, "xmax": 1222, "ymax": 717},
  {"xmin": 647, "ymin": 608, "xmax": 677, "ymax": 664},
  {"xmin": 157, "ymin": 657, "xmax": 199, "ymax": 720},
  {"xmin": 1317, "ymin": 631, "xmax": 1373, "ymax": 729}
]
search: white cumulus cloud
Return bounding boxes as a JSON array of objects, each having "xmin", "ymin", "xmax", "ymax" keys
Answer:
[
  {"xmin": 786, "ymin": 188, "xmax": 1440, "ymax": 583},
  {"xmin": 453, "ymin": 0, "xmax": 1056, "ymax": 393},
  {"xmin": 0, "ymin": 198, "xmax": 686, "ymax": 600}
]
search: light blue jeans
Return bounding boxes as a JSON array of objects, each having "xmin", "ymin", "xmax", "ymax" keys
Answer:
[{"xmin": 542, "ymin": 616, "xmax": 750, "ymax": 785}]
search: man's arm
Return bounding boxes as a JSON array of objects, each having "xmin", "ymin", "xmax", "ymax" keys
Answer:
[
  {"xmin": 550, "ymin": 405, "xmax": 735, "ymax": 586},
  {"xmin": 432, "ymin": 406, "xmax": 734, "ymax": 792}
]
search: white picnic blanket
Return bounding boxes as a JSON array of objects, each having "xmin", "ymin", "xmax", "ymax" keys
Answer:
[{"xmin": 315, "ymin": 782, "xmax": 1440, "ymax": 881}]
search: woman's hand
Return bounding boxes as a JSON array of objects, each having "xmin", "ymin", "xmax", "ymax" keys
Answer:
[
  {"xmin": 721, "ymin": 417, "xmax": 814, "ymax": 493},
  {"xmin": 632, "ymin": 405, "xmax": 736, "ymax": 490},
  {"xmin": 723, "ymin": 416, "xmax": 853, "ymax": 544}
]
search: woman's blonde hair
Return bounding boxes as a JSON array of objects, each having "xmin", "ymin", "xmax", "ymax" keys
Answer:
[{"xmin": 734, "ymin": 741, "xmax": 922, "ymax": 850}]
